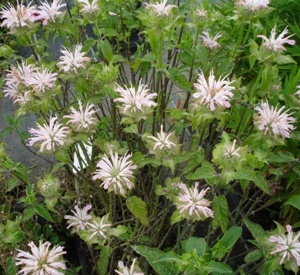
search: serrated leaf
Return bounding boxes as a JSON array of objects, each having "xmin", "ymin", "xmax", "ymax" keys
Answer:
[
  {"xmin": 126, "ymin": 196, "xmax": 149, "ymax": 225},
  {"xmin": 212, "ymin": 195, "xmax": 228, "ymax": 233},
  {"xmin": 267, "ymin": 151, "xmax": 295, "ymax": 163},
  {"xmin": 35, "ymin": 205, "xmax": 54, "ymax": 222},
  {"xmin": 166, "ymin": 68, "xmax": 193, "ymax": 92},
  {"xmin": 98, "ymin": 39, "xmax": 113, "ymax": 63},
  {"xmin": 187, "ymin": 165, "xmax": 216, "ymax": 180},
  {"xmin": 234, "ymin": 169, "xmax": 269, "ymax": 194}
]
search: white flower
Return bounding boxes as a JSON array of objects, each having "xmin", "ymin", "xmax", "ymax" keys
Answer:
[
  {"xmin": 257, "ymin": 26, "xmax": 295, "ymax": 52},
  {"xmin": 199, "ymin": 31, "xmax": 222, "ymax": 50},
  {"xmin": 269, "ymin": 225, "xmax": 300, "ymax": 266},
  {"xmin": 3, "ymin": 83, "xmax": 20, "ymax": 102},
  {"xmin": 26, "ymin": 67, "xmax": 58, "ymax": 94},
  {"xmin": 92, "ymin": 152, "xmax": 137, "ymax": 196},
  {"xmin": 175, "ymin": 182, "xmax": 214, "ymax": 221},
  {"xmin": 0, "ymin": 2, "xmax": 39, "ymax": 31},
  {"xmin": 78, "ymin": 0, "xmax": 99, "ymax": 14},
  {"xmin": 115, "ymin": 259, "xmax": 144, "ymax": 275},
  {"xmin": 235, "ymin": 0, "xmax": 270, "ymax": 11},
  {"xmin": 14, "ymin": 90, "xmax": 33, "ymax": 106},
  {"xmin": 145, "ymin": 0, "xmax": 177, "ymax": 16},
  {"xmin": 114, "ymin": 81, "xmax": 157, "ymax": 118},
  {"xmin": 87, "ymin": 216, "xmax": 111, "ymax": 240},
  {"xmin": 147, "ymin": 125, "xmax": 177, "ymax": 151},
  {"xmin": 15, "ymin": 241, "xmax": 66, "ymax": 275},
  {"xmin": 192, "ymin": 70, "xmax": 235, "ymax": 111},
  {"xmin": 64, "ymin": 204, "xmax": 93, "ymax": 232},
  {"xmin": 64, "ymin": 100, "xmax": 98, "ymax": 131},
  {"xmin": 224, "ymin": 139, "xmax": 241, "ymax": 159},
  {"xmin": 196, "ymin": 9, "xmax": 207, "ymax": 18},
  {"xmin": 36, "ymin": 0, "xmax": 66, "ymax": 25},
  {"xmin": 57, "ymin": 44, "xmax": 90, "ymax": 73},
  {"xmin": 254, "ymin": 101, "xmax": 295, "ymax": 139},
  {"xmin": 5, "ymin": 61, "xmax": 37, "ymax": 87},
  {"xmin": 27, "ymin": 116, "xmax": 70, "ymax": 152}
]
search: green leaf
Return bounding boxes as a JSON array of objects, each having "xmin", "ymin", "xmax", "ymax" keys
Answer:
[
  {"xmin": 267, "ymin": 151, "xmax": 295, "ymax": 163},
  {"xmin": 126, "ymin": 196, "xmax": 149, "ymax": 225},
  {"xmin": 3, "ymin": 221, "xmax": 24, "ymax": 244},
  {"xmin": 35, "ymin": 205, "xmax": 54, "ymax": 222},
  {"xmin": 234, "ymin": 169, "xmax": 269, "ymax": 194},
  {"xmin": 244, "ymin": 218, "xmax": 268, "ymax": 241},
  {"xmin": 207, "ymin": 261, "xmax": 233, "ymax": 274},
  {"xmin": 170, "ymin": 210, "xmax": 183, "ymax": 225},
  {"xmin": 6, "ymin": 257, "xmax": 18, "ymax": 275},
  {"xmin": 22, "ymin": 207, "xmax": 37, "ymax": 221},
  {"xmin": 212, "ymin": 195, "xmax": 228, "ymax": 233},
  {"xmin": 98, "ymin": 39, "xmax": 113, "ymax": 63},
  {"xmin": 166, "ymin": 68, "xmax": 193, "ymax": 92},
  {"xmin": 132, "ymin": 245, "xmax": 178, "ymax": 275},
  {"xmin": 187, "ymin": 165, "xmax": 216, "ymax": 180},
  {"xmin": 98, "ymin": 246, "xmax": 112, "ymax": 275},
  {"xmin": 185, "ymin": 237, "xmax": 207, "ymax": 256},
  {"xmin": 244, "ymin": 249, "xmax": 263, "ymax": 263},
  {"xmin": 211, "ymin": 226, "xmax": 242, "ymax": 260},
  {"xmin": 284, "ymin": 195, "xmax": 300, "ymax": 211}
]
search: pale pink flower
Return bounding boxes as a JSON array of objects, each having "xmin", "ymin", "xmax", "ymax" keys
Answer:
[
  {"xmin": 176, "ymin": 182, "xmax": 214, "ymax": 221},
  {"xmin": 26, "ymin": 67, "xmax": 58, "ymax": 94},
  {"xmin": 115, "ymin": 259, "xmax": 144, "ymax": 275},
  {"xmin": 224, "ymin": 139, "xmax": 241, "ymax": 159},
  {"xmin": 27, "ymin": 116, "xmax": 70, "ymax": 152},
  {"xmin": 3, "ymin": 83, "xmax": 20, "ymax": 102},
  {"xmin": 36, "ymin": 0, "xmax": 66, "ymax": 25},
  {"xmin": 235, "ymin": 0, "xmax": 270, "ymax": 11},
  {"xmin": 63, "ymin": 100, "xmax": 98, "ymax": 131},
  {"xmin": 257, "ymin": 26, "xmax": 295, "ymax": 52},
  {"xmin": 114, "ymin": 81, "xmax": 157, "ymax": 118},
  {"xmin": 199, "ymin": 31, "xmax": 222, "ymax": 50},
  {"xmin": 15, "ymin": 241, "xmax": 66, "ymax": 275},
  {"xmin": 145, "ymin": 0, "xmax": 177, "ymax": 16},
  {"xmin": 87, "ymin": 216, "xmax": 112, "ymax": 240},
  {"xmin": 254, "ymin": 101, "xmax": 295, "ymax": 139},
  {"xmin": 92, "ymin": 152, "xmax": 137, "ymax": 196},
  {"xmin": 269, "ymin": 225, "xmax": 300, "ymax": 266},
  {"xmin": 57, "ymin": 44, "xmax": 90, "ymax": 73},
  {"xmin": 193, "ymin": 70, "xmax": 235, "ymax": 111},
  {"xmin": 0, "ymin": 2, "xmax": 39, "ymax": 31},
  {"xmin": 196, "ymin": 9, "xmax": 207, "ymax": 18},
  {"xmin": 64, "ymin": 204, "xmax": 93, "ymax": 232},
  {"xmin": 148, "ymin": 125, "xmax": 177, "ymax": 151},
  {"xmin": 5, "ymin": 61, "xmax": 37, "ymax": 87},
  {"xmin": 78, "ymin": 0, "xmax": 99, "ymax": 14},
  {"xmin": 14, "ymin": 91, "xmax": 33, "ymax": 106}
]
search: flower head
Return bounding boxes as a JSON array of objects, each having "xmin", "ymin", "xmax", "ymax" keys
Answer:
[
  {"xmin": 86, "ymin": 216, "xmax": 112, "ymax": 241},
  {"xmin": 269, "ymin": 225, "xmax": 300, "ymax": 266},
  {"xmin": 235, "ymin": 0, "xmax": 270, "ymax": 11},
  {"xmin": 27, "ymin": 116, "xmax": 70, "ymax": 152},
  {"xmin": 115, "ymin": 259, "xmax": 144, "ymax": 275},
  {"xmin": 92, "ymin": 152, "xmax": 137, "ymax": 196},
  {"xmin": 145, "ymin": 0, "xmax": 177, "ymax": 16},
  {"xmin": 57, "ymin": 44, "xmax": 90, "ymax": 73},
  {"xmin": 15, "ymin": 241, "xmax": 66, "ymax": 275},
  {"xmin": 254, "ymin": 101, "xmax": 295, "ymax": 139},
  {"xmin": 114, "ymin": 81, "xmax": 157, "ymax": 120},
  {"xmin": 147, "ymin": 125, "xmax": 177, "ymax": 151},
  {"xmin": 224, "ymin": 139, "xmax": 241, "ymax": 159},
  {"xmin": 64, "ymin": 100, "xmax": 98, "ymax": 131},
  {"xmin": 26, "ymin": 67, "xmax": 58, "ymax": 94},
  {"xmin": 196, "ymin": 9, "xmax": 207, "ymax": 18},
  {"xmin": 175, "ymin": 182, "xmax": 214, "ymax": 221},
  {"xmin": 36, "ymin": 0, "xmax": 66, "ymax": 25},
  {"xmin": 78, "ymin": 0, "xmax": 100, "ymax": 14},
  {"xmin": 64, "ymin": 204, "xmax": 93, "ymax": 232},
  {"xmin": 199, "ymin": 31, "xmax": 222, "ymax": 50},
  {"xmin": 192, "ymin": 70, "xmax": 235, "ymax": 111},
  {"xmin": 0, "ymin": 2, "xmax": 39, "ymax": 31},
  {"xmin": 257, "ymin": 26, "xmax": 295, "ymax": 52}
]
